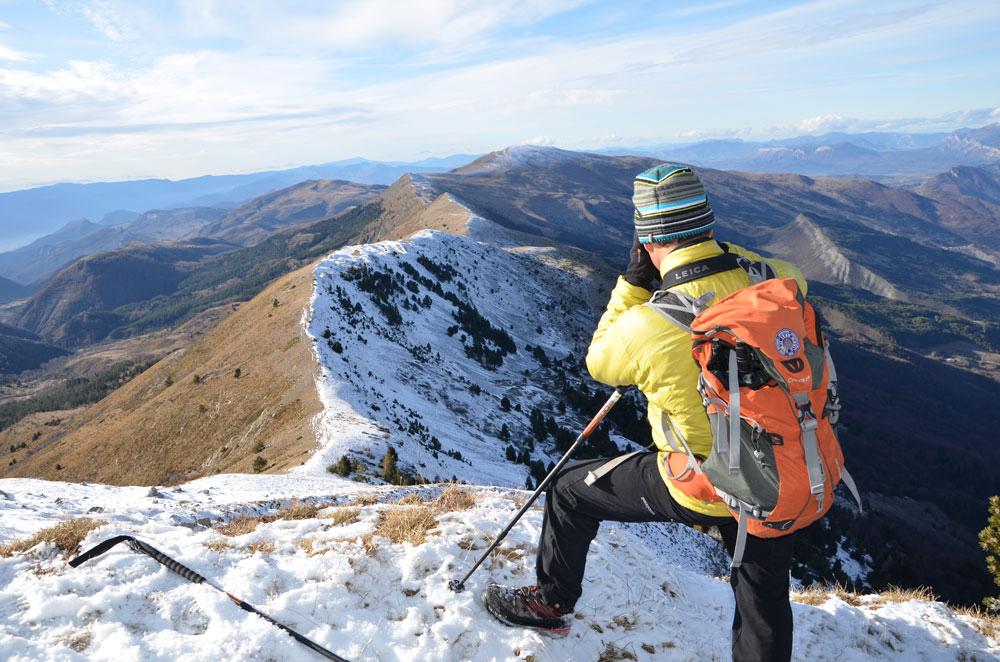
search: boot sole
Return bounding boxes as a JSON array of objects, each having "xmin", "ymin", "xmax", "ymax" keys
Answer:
[{"xmin": 481, "ymin": 589, "xmax": 571, "ymax": 637}]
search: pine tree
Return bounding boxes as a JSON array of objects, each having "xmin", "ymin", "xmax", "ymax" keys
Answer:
[
  {"xmin": 500, "ymin": 396, "xmax": 511, "ymax": 412},
  {"xmin": 529, "ymin": 408, "xmax": 548, "ymax": 441},
  {"xmin": 979, "ymin": 495, "xmax": 1000, "ymax": 611},
  {"xmin": 327, "ymin": 455, "xmax": 352, "ymax": 476},
  {"xmin": 499, "ymin": 424, "xmax": 511, "ymax": 442},
  {"xmin": 381, "ymin": 446, "xmax": 399, "ymax": 482}
]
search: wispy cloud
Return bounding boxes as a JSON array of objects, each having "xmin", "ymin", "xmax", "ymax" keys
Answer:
[
  {"xmin": 0, "ymin": 18, "xmax": 32, "ymax": 62},
  {"xmin": 0, "ymin": 43, "xmax": 32, "ymax": 62},
  {"xmin": 80, "ymin": 1, "xmax": 137, "ymax": 42},
  {"xmin": 298, "ymin": 0, "xmax": 590, "ymax": 51}
]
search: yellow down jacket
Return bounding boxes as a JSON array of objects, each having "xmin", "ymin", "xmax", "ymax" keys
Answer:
[{"xmin": 586, "ymin": 239, "xmax": 808, "ymax": 517}]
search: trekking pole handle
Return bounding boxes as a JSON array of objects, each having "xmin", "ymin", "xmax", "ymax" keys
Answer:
[
  {"xmin": 127, "ymin": 538, "xmax": 209, "ymax": 584},
  {"xmin": 582, "ymin": 387, "xmax": 625, "ymax": 437},
  {"xmin": 448, "ymin": 387, "xmax": 626, "ymax": 593}
]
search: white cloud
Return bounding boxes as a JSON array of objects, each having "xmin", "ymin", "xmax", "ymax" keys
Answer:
[
  {"xmin": 0, "ymin": 21, "xmax": 32, "ymax": 62},
  {"xmin": 796, "ymin": 115, "xmax": 854, "ymax": 133},
  {"xmin": 779, "ymin": 108, "xmax": 1000, "ymax": 138},
  {"xmin": 80, "ymin": 1, "xmax": 137, "ymax": 42},
  {"xmin": 0, "ymin": 60, "xmax": 121, "ymax": 101},
  {"xmin": 0, "ymin": 43, "xmax": 32, "ymax": 62},
  {"xmin": 298, "ymin": 0, "xmax": 588, "ymax": 51}
]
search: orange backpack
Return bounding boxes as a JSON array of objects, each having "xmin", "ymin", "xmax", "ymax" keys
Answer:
[{"xmin": 648, "ymin": 247, "xmax": 862, "ymax": 567}]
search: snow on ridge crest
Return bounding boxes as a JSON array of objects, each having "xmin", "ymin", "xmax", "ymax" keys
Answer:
[{"xmin": 302, "ymin": 229, "xmax": 611, "ymax": 486}]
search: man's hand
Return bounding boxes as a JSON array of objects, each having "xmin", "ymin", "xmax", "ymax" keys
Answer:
[{"xmin": 624, "ymin": 231, "xmax": 660, "ymax": 289}]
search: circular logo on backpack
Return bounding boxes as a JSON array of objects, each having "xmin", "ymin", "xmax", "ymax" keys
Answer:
[{"xmin": 775, "ymin": 328, "xmax": 801, "ymax": 357}]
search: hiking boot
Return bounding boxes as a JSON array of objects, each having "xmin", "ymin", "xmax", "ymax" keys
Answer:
[{"xmin": 481, "ymin": 584, "xmax": 571, "ymax": 636}]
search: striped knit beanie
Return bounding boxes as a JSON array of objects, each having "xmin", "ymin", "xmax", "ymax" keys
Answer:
[{"xmin": 632, "ymin": 163, "xmax": 715, "ymax": 244}]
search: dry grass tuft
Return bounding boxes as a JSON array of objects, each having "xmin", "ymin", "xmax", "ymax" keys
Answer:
[
  {"xmin": 597, "ymin": 643, "xmax": 637, "ymax": 661},
  {"xmin": 374, "ymin": 506, "xmax": 438, "ymax": 546},
  {"xmin": 351, "ymin": 493, "xmax": 381, "ymax": 507},
  {"xmin": 434, "ymin": 485, "xmax": 477, "ymax": 512},
  {"xmin": 794, "ymin": 583, "xmax": 943, "ymax": 610},
  {"xmin": 457, "ymin": 536, "xmax": 480, "ymax": 551},
  {"xmin": 876, "ymin": 585, "xmax": 937, "ymax": 604},
  {"xmin": 243, "ymin": 540, "xmax": 275, "ymax": 555},
  {"xmin": 214, "ymin": 501, "xmax": 325, "ymax": 536},
  {"xmin": 359, "ymin": 534, "xmax": 379, "ymax": 556},
  {"xmin": 0, "ymin": 518, "xmax": 105, "ymax": 558},
  {"xmin": 204, "ymin": 540, "xmax": 230, "ymax": 553},
  {"xmin": 791, "ymin": 585, "xmax": 829, "ymax": 606},
  {"xmin": 396, "ymin": 493, "xmax": 429, "ymax": 505},
  {"xmin": 324, "ymin": 507, "xmax": 361, "ymax": 526},
  {"xmin": 953, "ymin": 604, "xmax": 1000, "ymax": 640},
  {"xmin": 490, "ymin": 546, "xmax": 524, "ymax": 562},
  {"xmin": 611, "ymin": 612, "xmax": 638, "ymax": 631},
  {"xmin": 65, "ymin": 630, "xmax": 92, "ymax": 653},
  {"xmin": 282, "ymin": 501, "xmax": 322, "ymax": 520},
  {"xmin": 793, "ymin": 582, "xmax": 864, "ymax": 607},
  {"xmin": 215, "ymin": 516, "xmax": 263, "ymax": 537},
  {"xmin": 833, "ymin": 585, "xmax": 864, "ymax": 607}
]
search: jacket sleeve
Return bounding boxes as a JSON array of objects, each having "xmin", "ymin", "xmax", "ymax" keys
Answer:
[
  {"xmin": 726, "ymin": 244, "xmax": 808, "ymax": 296},
  {"xmin": 585, "ymin": 276, "xmax": 651, "ymax": 387}
]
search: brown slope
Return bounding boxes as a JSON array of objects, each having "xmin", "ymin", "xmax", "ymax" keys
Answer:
[
  {"xmin": 3, "ymin": 180, "xmax": 475, "ymax": 486},
  {"xmin": 4, "ymin": 262, "xmax": 323, "ymax": 485},
  {"xmin": 199, "ymin": 179, "xmax": 385, "ymax": 246}
]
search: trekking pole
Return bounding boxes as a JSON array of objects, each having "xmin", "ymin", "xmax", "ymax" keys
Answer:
[
  {"xmin": 69, "ymin": 535, "xmax": 349, "ymax": 662},
  {"xmin": 448, "ymin": 387, "xmax": 626, "ymax": 593}
]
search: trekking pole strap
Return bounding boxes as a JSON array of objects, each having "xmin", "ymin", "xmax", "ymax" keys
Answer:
[
  {"xmin": 584, "ymin": 451, "xmax": 641, "ymax": 486},
  {"xmin": 68, "ymin": 534, "xmax": 133, "ymax": 568},
  {"xmin": 70, "ymin": 535, "xmax": 208, "ymax": 584},
  {"xmin": 731, "ymin": 504, "xmax": 749, "ymax": 569}
]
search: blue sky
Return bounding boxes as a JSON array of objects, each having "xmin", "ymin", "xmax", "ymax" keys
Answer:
[{"xmin": 1, "ymin": 0, "xmax": 999, "ymax": 190}]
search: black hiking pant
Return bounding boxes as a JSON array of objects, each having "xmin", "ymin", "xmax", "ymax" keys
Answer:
[{"xmin": 536, "ymin": 451, "xmax": 795, "ymax": 662}]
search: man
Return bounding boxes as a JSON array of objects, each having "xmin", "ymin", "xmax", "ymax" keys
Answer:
[{"xmin": 484, "ymin": 163, "xmax": 807, "ymax": 661}]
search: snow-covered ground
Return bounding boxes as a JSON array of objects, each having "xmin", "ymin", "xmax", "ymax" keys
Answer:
[{"xmin": 2, "ymin": 475, "xmax": 995, "ymax": 661}]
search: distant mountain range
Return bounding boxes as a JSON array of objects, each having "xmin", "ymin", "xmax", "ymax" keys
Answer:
[
  {"xmin": 0, "ymin": 154, "xmax": 475, "ymax": 249},
  {"xmin": 601, "ymin": 124, "xmax": 1000, "ymax": 180},
  {"xmin": 0, "ymin": 179, "xmax": 385, "ymax": 287}
]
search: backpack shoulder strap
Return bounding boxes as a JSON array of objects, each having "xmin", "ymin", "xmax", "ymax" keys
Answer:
[{"xmin": 646, "ymin": 289, "xmax": 715, "ymax": 333}]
